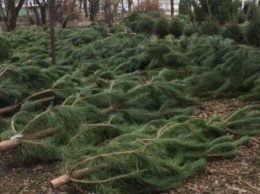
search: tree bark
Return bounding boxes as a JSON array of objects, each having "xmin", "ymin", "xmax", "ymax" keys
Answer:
[
  {"xmin": 30, "ymin": 1, "xmax": 40, "ymax": 25},
  {"xmin": 0, "ymin": 2, "xmax": 9, "ymax": 30},
  {"xmin": 0, "ymin": 88, "xmax": 55, "ymax": 117},
  {"xmin": 0, "ymin": 139, "xmax": 20, "ymax": 153},
  {"xmin": 0, "ymin": 128, "xmax": 59, "ymax": 153},
  {"xmin": 0, "ymin": 96, "xmax": 54, "ymax": 117},
  {"xmin": 112, "ymin": 0, "xmax": 120, "ymax": 22},
  {"xmin": 50, "ymin": 168, "xmax": 96, "ymax": 189},
  {"xmin": 103, "ymin": 0, "xmax": 113, "ymax": 26},
  {"xmin": 128, "ymin": 0, "xmax": 132, "ymax": 12},
  {"xmin": 83, "ymin": 0, "xmax": 88, "ymax": 17},
  {"xmin": 6, "ymin": 0, "xmax": 26, "ymax": 30},
  {"xmin": 49, "ymin": 0, "xmax": 57, "ymax": 64},
  {"xmin": 34, "ymin": 0, "xmax": 49, "ymax": 25},
  {"xmin": 170, "ymin": 0, "xmax": 174, "ymax": 16},
  {"xmin": 89, "ymin": 0, "xmax": 99, "ymax": 23},
  {"xmin": 121, "ymin": 0, "xmax": 124, "ymax": 17},
  {"xmin": 61, "ymin": 1, "xmax": 76, "ymax": 28}
]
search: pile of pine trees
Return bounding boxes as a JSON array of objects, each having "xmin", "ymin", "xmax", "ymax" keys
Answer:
[{"xmin": 0, "ymin": 21, "xmax": 259, "ymax": 193}]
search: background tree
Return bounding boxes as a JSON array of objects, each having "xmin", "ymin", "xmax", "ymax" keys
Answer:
[
  {"xmin": 102, "ymin": 0, "xmax": 115, "ymax": 27},
  {"xmin": 89, "ymin": 0, "xmax": 99, "ymax": 23},
  {"xmin": 191, "ymin": 0, "xmax": 241, "ymax": 24},
  {"xmin": 179, "ymin": 0, "xmax": 190, "ymax": 15},
  {"xmin": 29, "ymin": 0, "xmax": 41, "ymax": 25},
  {"xmin": 170, "ymin": 0, "xmax": 174, "ymax": 16},
  {"xmin": 0, "ymin": 0, "xmax": 8, "ymax": 26},
  {"xmin": 49, "ymin": 0, "xmax": 56, "ymax": 64},
  {"xmin": 4, "ymin": 0, "xmax": 26, "ymax": 30},
  {"xmin": 82, "ymin": 0, "xmax": 88, "ymax": 17},
  {"xmin": 58, "ymin": 0, "xmax": 77, "ymax": 28},
  {"xmin": 34, "ymin": 0, "xmax": 49, "ymax": 25},
  {"xmin": 128, "ymin": 0, "xmax": 133, "ymax": 12},
  {"xmin": 135, "ymin": 0, "xmax": 160, "ymax": 13}
]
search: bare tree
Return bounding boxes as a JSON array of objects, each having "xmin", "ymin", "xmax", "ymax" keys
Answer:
[
  {"xmin": 121, "ymin": 0, "xmax": 124, "ymax": 16},
  {"xmin": 4, "ymin": 0, "xmax": 26, "ymax": 30},
  {"xmin": 128, "ymin": 0, "xmax": 132, "ymax": 12},
  {"xmin": 102, "ymin": 0, "xmax": 120, "ymax": 26},
  {"xmin": 170, "ymin": 0, "xmax": 174, "ymax": 16},
  {"xmin": 102, "ymin": 0, "xmax": 112, "ymax": 26},
  {"xmin": 0, "ymin": 0, "xmax": 8, "ymax": 26},
  {"xmin": 30, "ymin": 0, "xmax": 49, "ymax": 25},
  {"xmin": 29, "ymin": 0, "xmax": 40, "ymax": 25},
  {"xmin": 112, "ymin": 0, "xmax": 120, "ymax": 21},
  {"xmin": 61, "ymin": 0, "xmax": 77, "ymax": 28},
  {"xmin": 83, "ymin": 0, "xmax": 88, "ymax": 17},
  {"xmin": 89, "ymin": 0, "xmax": 99, "ymax": 23},
  {"xmin": 49, "ymin": 0, "xmax": 56, "ymax": 64},
  {"xmin": 35, "ymin": 0, "xmax": 49, "ymax": 24}
]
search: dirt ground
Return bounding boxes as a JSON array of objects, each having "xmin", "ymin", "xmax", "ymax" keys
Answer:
[{"xmin": 0, "ymin": 99, "xmax": 259, "ymax": 194}]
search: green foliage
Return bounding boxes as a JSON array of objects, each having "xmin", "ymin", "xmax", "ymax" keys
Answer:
[
  {"xmin": 186, "ymin": 35, "xmax": 260, "ymax": 99},
  {"xmin": 20, "ymin": 140, "xmax": 61, "ymax": 164},
  {"xmin": 146, "ymin": 11, "xmax": 163, "ymax": 19},
  {"xmin": 222, "ymin": 22, "xmax": 244, "ymax": 43},
  {"xmin": 137, "ymin": 15, "xmax": 156, "ymax": 35},
  {"xmin": 121, "ymin": 12, "xmax": 142, "ymax": 32},
  {"xmin": 70, "ymin": 28, "xmax": 101, "ymax": 46},
  {"xmin": 201, "ymin": 20, "xmax": 220, "ymax": 36},
  {"xmin": 222, "ymin": 105, "xmax": 260, "ymax": 135},
  {"xmin": 191, "ymin": 0, "xmax": 241, "ymax": 24},
  {"xmin": 141, "ymin": 41, "xmax": 171, "ymax": 68},
  {"xmin": 246, "ymin": 19, "xmax": 260, "ymax": 47},
  {"xmin": 0, "ymin": 36, "xmax": 11, "ymax": 61},
  {"xmin": 236, "ymin": 11, "xmax": 246, "ymax": 24},
  {"xmin": 163, "ymin": 51, "xmax": 192, "ymax": 67},
  {"xmin": 179, "ymin": 0, "xmax": 191, "ymax": 15},
  {"xmin": 0, "ymin": 25, "xmax": 260, "ymax": 194},
  {"xmin": 184, "ymin": 23, "xmax": 199, "ymax": 37},
  {"xmin": 91, "ymin": 22, "xmax": 110, "ymax": 37},
  {"xmin": 169, "ymin": 17, "xmax": 184, "ymax": 38},
  {"xmin": 155, "ymin": 16, "xmax": 169, "ymax": 38},
  {"xmin": 247, "ymin": 3, "xmax": 260, "ymax": 21}
]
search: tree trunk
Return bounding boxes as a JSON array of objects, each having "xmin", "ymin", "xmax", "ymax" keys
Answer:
[
  {"xmin": 6, "ymin": 0, "xmax": 26, "ymax": 31},
  {"xmin": 170, "ymin": 0, "xmax": 174, "ymax": 16},
  {"xmin": 112, "ymin": 0, "xmax": 119, "ymax": 22},
  {"xmin": 89, "ymin": 0, "xmax": 99, "ymax": 23},
  {"xmin": 128, "ymin": 0, "xmax": 132, "ymax": 12},
  {"xmin": 0, "ymin": 128, "xmax": 59, "ymax": 153},
  {"xmin": 121, "ymin": 0, "xmax": 124, "ymax": 17},
  {"xmin": 49, "ymin": 0, "xmax": 57, "ymax": 64},
  {"xmin": 40, "ymin": 7, "xmax": 47, "ymax": 24},
  {"xmin": 62, "ymin": 0, "xmax": 76, "ymax": 28},
  {"xmin": 103, "ymin": 0, "xmax": 113, "ymax": 26},
  {"xmin": 0, "ymin": 2, "xmax": 9, "ymax": 30},
  {"xmin": 35, "ymin": 0, "xmax": 49, "ymax": 25},
  {"xmin": 9, "ymin": 13, "xmax": 18, "ymax": 30},
  {"xmin": 30, "ymin": 1, "xmax": 40, "ymax": 26},
  {"xmin": 50, "ymin": 168, "xmax": 97, "ymax": 189},
  {"xmin": 0, "ymin": 96, "xmax": 54, "ymax": 117},
  {"xmin": 83, "ymin": 0, "xmax": 88, "ymax": 17}
]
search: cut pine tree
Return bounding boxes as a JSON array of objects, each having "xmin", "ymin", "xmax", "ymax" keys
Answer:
[{"xmin": 0, "ymin": 128, "xmax": 59, "ymax": 153}]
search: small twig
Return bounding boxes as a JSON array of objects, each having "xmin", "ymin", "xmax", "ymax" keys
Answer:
[
  {"xmin": 71, "ymin": 170, "xmax": 145, "ymax": 184},
  {"xmin": 239, "ymin": 177, "xmax": 260, "ymax": 193},
  {"xmin": 0, "ymin": 68, "xmax": 9, "ymax": 78},
  {"xmin": 251, "ymin": 137, "xmax": 260, "ymax": 144},
  {"xmin": 71, "ymin": 150, "xmax": 140, "ymax": 171}
]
